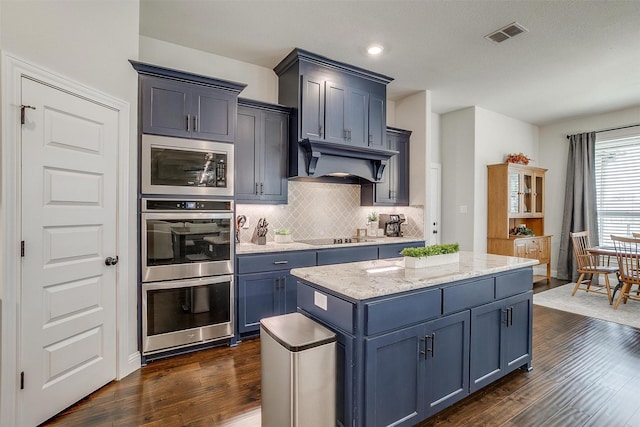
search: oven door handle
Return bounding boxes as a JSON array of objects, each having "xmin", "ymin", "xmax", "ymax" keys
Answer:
[
  {"xmin": 142, "ymin": 275, "xmax": 233, "ymax": 291},
  {"xmin": 142, "ymin": 212, "xmax": 233, "ymax": 221}
]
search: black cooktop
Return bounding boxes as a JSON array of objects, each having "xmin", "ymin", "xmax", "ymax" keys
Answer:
[{"xmin": 297, "ymin": 237, "xmax": 377, "ymax": 245}]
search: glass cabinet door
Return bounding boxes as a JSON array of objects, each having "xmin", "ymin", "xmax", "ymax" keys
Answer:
[
  {"xmin": 509, "ymin": 172, "xmax": 520, "ymax": 213},
  {"xmin": 534, "ymin": 173, "xmax": 544, "ymax": 215},
  {"xmin": 522, "ymin": 172, "xmax": 533, "ymax": 213}
]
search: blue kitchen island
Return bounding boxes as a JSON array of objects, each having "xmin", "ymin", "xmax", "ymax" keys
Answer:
[{"xmin": 290, "ymin": 252, "xmax": 538, "ymax": 427}]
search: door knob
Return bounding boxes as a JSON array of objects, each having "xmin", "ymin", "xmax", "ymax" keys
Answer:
[{"xmin": 105, "ymin": 256, "xmax": 119, "ymax": 266}]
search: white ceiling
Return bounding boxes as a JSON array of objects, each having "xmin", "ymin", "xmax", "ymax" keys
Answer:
[{"xmin": 139, "ymin": 0, "xmax": 640, "ymax": 125}]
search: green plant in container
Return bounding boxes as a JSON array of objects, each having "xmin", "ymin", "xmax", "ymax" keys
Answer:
[{"xmin": 400, "ymin": 243, "xmax": 460, "ymax": 257}]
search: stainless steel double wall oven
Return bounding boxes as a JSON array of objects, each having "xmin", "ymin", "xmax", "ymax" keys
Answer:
[{"xmin": 140, "ymin": 135, "xmax": 235, "ymax": 356}]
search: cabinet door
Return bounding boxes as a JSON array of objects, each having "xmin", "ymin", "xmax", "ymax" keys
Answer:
[
  {"xmin": 345, "ymin": 87, "xmax": 369, "ymax": 146},
  {"xmin": 368, "ymin": 95, "xmax": 385, "ymax": 149},
  {"xmin": 514, "ymin": 239, "xmax": 527, "ymax": 258},
  {"xmin": 235, "ymin": 107, "xmax": 260, "ymax": 201},
  {"xmin": 521, "ymin": 171, "xmax": 533, "ymax": 214},
  {"xmin": 237, "ymin": 271, "xmax": 279, "ymax": 333},
  {"xmin": 365, "ymin": 324, "xmax": 425, "ymax": 427},
  {"xmin": 192, "ymin": 87, "xmax": 235, "ymax": 142},
  {"xmin": 374, "ymin": 130, "xmax": 410, "ymax": 205},
  {"xmin": 301, "ymin": 75, "xmax": 325, "ymax": 140},
  {"xmin": 324, "ymin": 81, "xmax": 347, "ymax": 144},
  {"xmin": 374, "ymin": 133, "xmax": 395, "ymax": 204},
  {"xmin": 424, "ymin": 311, "xmax": 470, "ymax": 417},
  {"xmin": 469, "ymin": 298, "xmax": 505, "ymax": 393},
  {"xmin": 394, "ymin": 132, "xmax": 410, "ymax": 205},
  {"xmin": 533, "ymin": 172, "xmax": 545, "ymax": 216},
  {"xmin": 282, "ymin": 273, "xmax": 298, "ymax": 314},
  {"xmin": 508, "ymin": 170, "xmax": 521, "ymax": 214},
  {"xmin": 502, "ymin": 291, "xmax": 532, "ymax": 371},
  {"xmin": 260, "ymin": 110, "xmax": 288, "ymax": 203},
  {"xmin": 141, "ymin": 76, "xmax": 191, "ymax": 138}
]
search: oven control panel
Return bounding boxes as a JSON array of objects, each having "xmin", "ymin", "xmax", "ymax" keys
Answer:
[{"xmin": 143, "ymin": 199, "xmax": 233, "ymax": 212}]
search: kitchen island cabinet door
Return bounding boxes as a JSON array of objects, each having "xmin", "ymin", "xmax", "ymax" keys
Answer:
[
  {"xmin": 364, "ymin": 324, "xmax": 425, "ymax": 427},
  {"xmin": 503, "ymin": 292, "xmax": 533, "ymax": 370},
  {"xmin": 469, "ymin": 291, "xmax": 533, "ymax": 393},
  {"xmin": 424, "ymin": 311, "xmax": 470, "ymax": 417},
  {"xmin": 142, "ymin": 76, "xmax": 191, "ymax": 139}
]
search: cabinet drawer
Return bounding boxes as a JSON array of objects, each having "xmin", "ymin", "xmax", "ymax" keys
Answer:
[
  {"xmin": 317, "ymin": 246, "xmax": 378, "ymax": 266},
  {"xmin": 365, "ymin": 288, "xmax": 441, "ymax": 335},
  {"xmin": 298, "ymin": 282, "xmax": 354, "ymax": 334},
  {"xmin": 495, "ymin": 268, "xmax": 533, "ymax": 299},
  {"xmin": 237, "ymin": 251, "xmax": 316, "ymax": 274},
  {"xmin": 378, "ymin": 241, "xmax": 424, "ymax": 259},
  {"xmin": 443, "ymin": 277, "xmax": 495, "ymax": 314}
]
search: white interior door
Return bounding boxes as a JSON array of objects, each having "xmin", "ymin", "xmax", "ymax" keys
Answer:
[
  {"xmin": 429, "ymin": 163, "xmax": 442, "ymax": 245},
  {"xmin": 20, "ymin": 76, "xmax": 118, "ymax": 426}
]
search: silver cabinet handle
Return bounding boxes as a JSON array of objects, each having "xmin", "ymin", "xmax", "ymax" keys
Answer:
[
  {"xmin": 186, "ymin": 114, "xmax": 190, "ymax": 131},
  {"xmin": 273, "ymin": 260, "xmax": 289, "ymax": 265}
]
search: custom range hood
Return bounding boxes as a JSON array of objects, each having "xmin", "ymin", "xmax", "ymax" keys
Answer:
[
  {"xmin": 295, "ymin": 138, "xmax": 398, "ymax": 182},
  {"xmin": 274, "ymin": 48, "xmax": 395, "ymax": 183}
]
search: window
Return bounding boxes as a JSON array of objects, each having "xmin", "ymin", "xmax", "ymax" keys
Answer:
[{"xmin": 595, "ymin": 129, "xmax": 640, "ymax": 247}]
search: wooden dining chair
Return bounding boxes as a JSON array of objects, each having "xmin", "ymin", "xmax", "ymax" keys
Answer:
[
  {"xmin": 611, "ymin": 234, "xmax": 640, "ymax": 309},
  {"xmin": 570, "ymin": 231, "xmax": 618, "ymax": 303}
]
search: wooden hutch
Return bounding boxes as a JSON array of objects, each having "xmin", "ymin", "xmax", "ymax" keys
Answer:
[{"xmin": 487, "ymin": 163, "xmax": 551, "ymax": 282}]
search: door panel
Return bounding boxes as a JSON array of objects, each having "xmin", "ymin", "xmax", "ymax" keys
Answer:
[
  {"xmin": 20, "ymin": 77, "xmax": 117, "ymax": 426},
  {"xmin": 469, "ymin": 299, "xmax": 504, "ymax": 393},
  {"xmin": 504, "ymin": 292, "xmax": 533, "ymax": 369},
  {"xmin": 365, "ymin": 324, "xmax": 424, "ymax": 427},
  {"xmin": 142, "ymin": 75, "xmax": 190, "ymax": 137},
  {"xmin": 301, "ymin": 75, "xmax": 324, "ymax": 139},
  {"xmin": 324, "ymin": 81, "xmax": 346, "ymax": 144},
  {"xmin": 235, "ymin": 107, "xmax": 260, "ymax": 201},
  {"xmin": 346, "ymin": 87, "xmax": 369, "ymax": 146},
  {"xmin": 193, "ymin": 87, "xmax": 234, "ymax": 142},
  {"xmin": 261, "ymin": 111, "xmax": 288, "ymax": 202}
]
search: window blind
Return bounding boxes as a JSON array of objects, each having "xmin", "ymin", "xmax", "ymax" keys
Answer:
[{"xmin": 595, "ymin": 133, "xmax": 640, "ymax": 247}]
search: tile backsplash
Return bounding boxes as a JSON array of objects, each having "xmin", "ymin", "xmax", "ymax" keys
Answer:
[{"xmin": 236, "ymin": 180, "xmax": 424, "ymax": 243}]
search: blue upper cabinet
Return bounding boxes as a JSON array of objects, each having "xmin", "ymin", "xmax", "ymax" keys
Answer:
[
  {"xmin": 274, "ymin": 49, "xmax": 395, "ymax": 179},
  {"xmin": 361, "ymin": 127, "xmax": 411, "ymax": 206},
  {"xmin": 130, "ymin": 60, "xmax": 246, "ymax": 142},
  {"xmin": 235, "ymin": 99, "xmax": 290, "ymax": 204}
]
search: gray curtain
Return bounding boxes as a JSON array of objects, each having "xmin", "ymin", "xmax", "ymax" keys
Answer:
[{"xmin": 557, "ymin": 132, "xmax": 599, "ymax": 281}]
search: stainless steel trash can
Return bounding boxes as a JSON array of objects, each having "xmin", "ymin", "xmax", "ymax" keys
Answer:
[{"xmin": 260, "ymin": 312, "xmax": 336, "ymax": 427}]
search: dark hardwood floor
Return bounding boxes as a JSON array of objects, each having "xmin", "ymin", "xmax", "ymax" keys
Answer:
[{"xmin": 43, "ymin": 278, "xmax": 640, "ymax": 426}]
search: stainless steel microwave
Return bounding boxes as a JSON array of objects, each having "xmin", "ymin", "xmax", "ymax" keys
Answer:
[{"xmin": 141, "ymin": 134, "xmax": 234, "ymax": 197}]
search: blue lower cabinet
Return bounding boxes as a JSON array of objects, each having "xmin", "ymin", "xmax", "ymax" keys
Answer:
[
  {"xmin": 364, "ymin": 311, "xmax": 470, "ymax": 427},
  {"xmin": 237, "ymin": 271, "xmax": 297, "ymax": 334},
  {"xmin": 470, "ymin": 291, "xmax": 532, "ymax": 393}
]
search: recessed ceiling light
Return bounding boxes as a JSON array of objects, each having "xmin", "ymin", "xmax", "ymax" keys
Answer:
[{"xmin": 367, "ymin": 45, "xmax": 384, "ymax": 55}]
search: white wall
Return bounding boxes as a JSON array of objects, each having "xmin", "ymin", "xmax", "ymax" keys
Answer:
[
  {"xmin": 475, "ymin": 107, "xmax": 538, "ymax": 252},
  {"xmin": 441, "ymin": 107, "xmax": 476, "ymax": 250},
  {"xmin": 441, "ymin": 106, "xmax": 538, "ymax": 252},
  {"xmin": 140, "ymin": 36, "xmax": 278, "ymax": 104},
  {"xmin": 539, "ymin": 105, "xmax": 640, "ymax": 277},
  {"xmin": 0, "ymin": 2, "xmax": 141, "ymax": 422}
]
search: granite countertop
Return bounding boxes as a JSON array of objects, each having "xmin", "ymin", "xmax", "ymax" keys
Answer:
[
  {"xmin": 290, "ymin": 251, "xmax": 539, "ymax": 301},
  {"xmin": 235, "ymin": 236, "xmax": 425, "ymax": 255}
]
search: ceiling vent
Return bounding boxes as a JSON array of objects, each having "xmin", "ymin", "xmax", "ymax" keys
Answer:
[{"xmin": 485, "ymin": 22, "xmax": 528, "ymax": 43}]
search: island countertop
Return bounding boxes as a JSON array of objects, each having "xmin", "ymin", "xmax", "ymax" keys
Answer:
[{"xmin": 290, "ymin": 251, "xmax": 538, "ymax": 301}]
